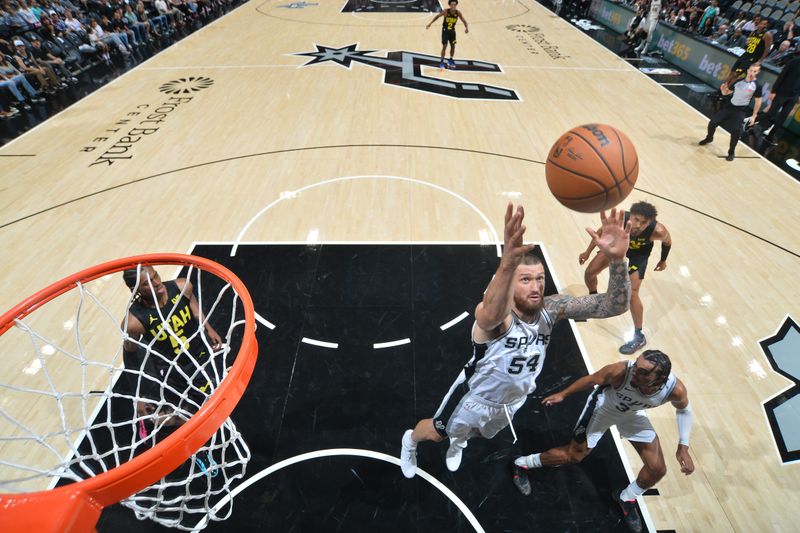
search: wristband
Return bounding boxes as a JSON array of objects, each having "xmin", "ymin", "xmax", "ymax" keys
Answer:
[
  {"xmin": 660, "ymin": 244, "xmax": 671, "ymax": 262},
  {"xmin": 676, "ymin": 405, "xmax": 692, "ymax": 446}
]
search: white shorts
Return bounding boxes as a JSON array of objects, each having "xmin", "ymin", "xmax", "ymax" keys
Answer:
[
  {"xmin": 573, "ymin": 387, "xmax": 656, "ymax": 448},
  {"xmin": 433, "ymin": 375, "xmax": 526, "ymax": 444}
]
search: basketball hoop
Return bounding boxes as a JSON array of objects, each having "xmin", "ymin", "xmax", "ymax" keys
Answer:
[{"xmin": 0, "ymin": 254, "xmax": 257, "ymax": 532}]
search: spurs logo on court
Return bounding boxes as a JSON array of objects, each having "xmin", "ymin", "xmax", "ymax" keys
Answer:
[
  {"xmin": 159, "ymin": 76, "xmax": 214, "ymax": 94},
  {"xmin": 295, "ymin": 44, "xmax": 519, "ymax": 100},
  {"xmin": 760, "ymin": 316, "xmax": 800, "ymax": 464}
]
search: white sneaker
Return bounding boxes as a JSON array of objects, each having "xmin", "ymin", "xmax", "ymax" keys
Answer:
[
  {"xmin": 445, "ymin": 440, "xmax": 466, "ymax": 472},
  {"xmin": 400, "ymin": 430, "xmax": 417, "ymax": 479}
]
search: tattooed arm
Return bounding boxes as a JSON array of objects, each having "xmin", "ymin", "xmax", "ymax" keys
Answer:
[
  {"xmin": 545, "ymin": 209, "xmax": 632, "ymax": 322},
  {"xmin": 544, "ymin": 258, "xmax": 631, "ymax": 321}
]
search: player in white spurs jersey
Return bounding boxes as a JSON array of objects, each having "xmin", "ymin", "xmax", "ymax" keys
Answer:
[
  {"xmin": 399, "ymin": 204, "xmax": 632, "ymax": 479},
  {"xmin": 512, "ymin": 350, "xmax": 695, "ymax": 533}
]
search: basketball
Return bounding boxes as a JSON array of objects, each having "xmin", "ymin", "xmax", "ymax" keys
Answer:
[{"xmin": 545, "ymin": 124, "xmax": 638, "ymax": 213}]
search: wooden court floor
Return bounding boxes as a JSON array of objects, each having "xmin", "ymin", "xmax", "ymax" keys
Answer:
[{"xmin": 1, "ymin": 0, "xmax": 799, "ymax": 531}]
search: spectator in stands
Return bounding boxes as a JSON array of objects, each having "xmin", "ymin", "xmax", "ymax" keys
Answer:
[
  {"xmin": 698, "ymin": 16, "xmax": 715, "ymax": 37},
  {"xmin": 110, "ymin": 8, "xmax": 138, "ymax": 47},
  {"xmin": 0, "ymin": 105, "xmax": 20, "ymax": 118},
  {"xmin": 730, "ymin": 11, "xmax": 747, "ymax": 32},
  {"xmin": 63, "ymin": 10, "xmax": 81, "ymax": 32},
  {"xmin": 15, "ymin": 0, "xmax": 39, "ymax": 29},
  {"xmin": 13, "ymin": 39, "xmax": 61, "ymax": 91},
  {"xmin": 29, "ymin": 35, "xmax": 76, "ymax": 83},
  {"xmin": 60, "ymin": 12, "xmax": 101, "ymax": 58},
  {"xmin": 154, "ymin": 0, "xmax": 182, "ymax": 33},
  {"xmin": 27, "ymin": 0, "xmax": 44, "ymax": 20},
  {"xmin": 49, "ymin": 10, "xmax": 68, "ymax": 34},
  {"xmin": 122, "ymin": 4, "xmax": 146, "ymax": 45},
  {"xmin": 55, "ymin": 0, "xmax": 82, "ymax": 14},
  {"xmin": 772, "ymin": 20, "xmax": 795, "ymax": 47},
  {"xmin": 0, "ymin": 37, "xmax": 14, "ymax": 55},
  {"xmin": 173, "ymin": 0, "xmax": 199, "ymax": 22},
  {"xmin": 626, "ymin": 7, "xmax": 647, "ymax": 41},
  {"xmin": 37, "ymin": 12, "xmax": 58, "ymax": 40},
  {"xmin": 766, "ymin": 40, "xmax": 793, "ymax": 65},
  {"xmin": 686, "ymin": 10, "xmax": 699, "ymax": 32},
  {"xmin": 1, "ymin": 0, "xmax": 238, "ymax": 133},
  {"xmin": 0, "ymin": 53, "xmax": 44, "ymax": 109},
  {"xmin": 742, "ymin": 14, "xmax": 760, "ymax": 35},
  {"xmin": 147, "ymin": 0, "xmax": 169, "ymax": 35},
  {"xmin": 697, "ymin": 0, "xmax": 718, "ymax": 31},
  {"xmin": 672, "ymin": 8, "xmax": 689, "ymax": 28},
  {"xmin": 134, "ymin": 1, "xmax": 158, "ymax": 40},
  {"xmin": 729, "ymin": 27, "xmax": 747, "ymax": 48},
  {"xmin": 91, "ymin": 18, "xmax": 129, "ymax": 55},
  {"xmin": 1, "ymin": 6, "xmax": 26, "ymax": 36},
  {"xmin": 761, "ymin": 47, "xmax": 800, "ymax": 144},
  {"xmin": 710, "ymin": 23, "xmax": 730, "ymax": 44},
  {"xmin": 88, "ymin": 18, "xmax": 125, "ymax": 62}
]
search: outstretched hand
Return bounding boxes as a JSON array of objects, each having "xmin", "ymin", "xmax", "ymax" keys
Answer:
[
  {"xmin": 542, "ymin": 392, "xmax": 566, "ymax": 406},
  {"xmin": 586, "ymin": 209, "xmax": 630, "ymax": 261},
  {"xmin": 206, "ymin": 326, "xmax": 224, "ymax": 350},
  {"xmin": 676, "ymin": 446, "xmax": 695, "ymax": 475},
  {"xmin": 502, "ymin": 203, "xmax": 535, "ymax": 268}
]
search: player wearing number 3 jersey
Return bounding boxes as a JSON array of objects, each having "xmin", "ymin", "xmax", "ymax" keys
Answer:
[
  {"xmin": 512, "ymin": 350, "xmax": 695, "ymax": 533},
  {"xmin": 399, "ymin": 204, "xmax": 632, "ymax": 478}
]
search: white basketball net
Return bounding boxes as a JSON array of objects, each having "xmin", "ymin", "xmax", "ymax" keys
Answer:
[{"xmin": 0, "ymin": 263, "xmax": 251, "ymax": 530}]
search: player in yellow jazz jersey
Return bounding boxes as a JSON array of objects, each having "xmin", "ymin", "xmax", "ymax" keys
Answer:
[{"xmin": 426, "ymin": 0, "xmax": 468, "ymax": 70}]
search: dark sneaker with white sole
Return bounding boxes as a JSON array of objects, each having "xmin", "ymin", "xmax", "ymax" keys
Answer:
[
  {"xmin": 511, "ymin": 461, "xmax": 531, "ymax": 496},
  {"xmin": 619, "ymin": 335, "xmax": 646, "ymax": 355},
  {"xmin": 612, "ymin": 489, "xmax": 643, "ymax": 533}
]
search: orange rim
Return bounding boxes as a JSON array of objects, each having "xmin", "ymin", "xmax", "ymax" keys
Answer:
[{"xmin": 0, "ymin": 254, "xmax": 257, "ymax": 532}]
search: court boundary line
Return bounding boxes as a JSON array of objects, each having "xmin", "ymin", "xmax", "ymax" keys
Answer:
[
  {"xmin": 0, "ymin": 144, "xmax": 541, "ymax": 230},
  {"xmin": 229, "ymin": 174, "xmax": 503, "ymax": 257},
  {"xmin": 532, "ymin": 1, "xmax": 766, "ymax": 529},
  {"xmin": 136, "ymin": 64, "xmax": 634, "ymax": 71},
  {"xmin": 191, "ymin": 448, "xmax": 487, "ymax": 532},
  {"xmin": 544, "ymin": 0, "xmax": 799, "ymax": 186},
  {"xmin": 539, "ymin": 242, "xmax": 659, "ymax": 533},
  {"xmin": 255, "ymin": 0, "xmax": 529, "ymax": 27},
  {"xmin": 0, "ymin": 0, "xmax": 252, "ymax": 153},
  {"xmin": 2, "ymin": 143, "xmax": 796, "ymax": 259},
  {"xmin": 185, "ymin": 239, "xmax": 647, "ymax": 533}
]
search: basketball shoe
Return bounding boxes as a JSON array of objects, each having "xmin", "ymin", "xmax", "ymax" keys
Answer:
[
  {"xmin": 400, "ymin": 430, "xmax": 418, "ymax": 478},
  {"xmin": 613, "ymin": 489, "xmax": 643, "ymax": 533}
]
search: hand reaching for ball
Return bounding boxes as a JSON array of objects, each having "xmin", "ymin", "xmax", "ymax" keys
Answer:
[{"xmin": 587, "ymin": 209, "xmax": 631, "ymax": 262}]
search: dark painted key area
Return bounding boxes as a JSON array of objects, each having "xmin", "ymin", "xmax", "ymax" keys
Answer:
[{"xmin": 97, "ymin": 244, "xmax": 652, "ymax": 532}]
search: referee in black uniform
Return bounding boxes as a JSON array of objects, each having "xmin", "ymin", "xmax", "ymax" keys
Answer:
[{"xmin": 699, "ymin": 63, "xmax": 763, "ymax": 161}]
